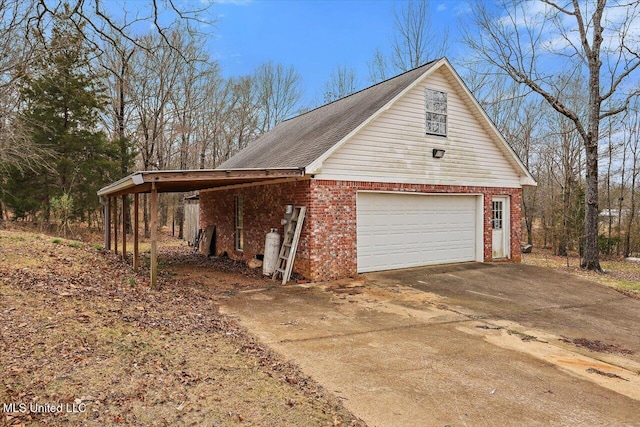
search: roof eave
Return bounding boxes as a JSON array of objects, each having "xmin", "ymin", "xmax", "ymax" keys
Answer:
[
  {"xmin": 97, "ymin": 167, "xmax": 306, "ymax": 197},
  {"xmin": 97, "ymin": 173, "xmax": 144, "ymax": 197}
]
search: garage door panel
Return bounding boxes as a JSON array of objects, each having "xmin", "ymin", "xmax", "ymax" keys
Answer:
[{"xmin": 357, "ymin": 193, "xmax": 477, "ymax": 273}]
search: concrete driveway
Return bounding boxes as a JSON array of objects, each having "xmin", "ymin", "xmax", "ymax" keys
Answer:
[{"xmin": 220, "ymin": 263, "xmax": 640, "ymax": 426}]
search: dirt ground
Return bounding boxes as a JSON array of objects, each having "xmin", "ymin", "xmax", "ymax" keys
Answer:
[
  {"xmin": 220, "ymin": 263, "xmax": 640, "ymax": 426},
  {"xmin": 0, "ymin": 229, "xmax": 362, "ymax": 426}
]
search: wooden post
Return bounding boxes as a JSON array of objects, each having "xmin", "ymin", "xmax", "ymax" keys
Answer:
[
  {"xmin": 113, "ymin": 197, "xmax": 118, "ymax": 254},
  {"xmin": 133, "ymin": 193, "xmax": 139, "ymax": 271},
  {"xmin": 150, "ymin": 184, "xmax": 158, "ymax": 288},
  {"xmin": 122, "ymin": 194, "xmax": 127, "ymax": 260},
  {"xmin": 104, "ymin": 198, "xmax": 111, "ymax": 250}
]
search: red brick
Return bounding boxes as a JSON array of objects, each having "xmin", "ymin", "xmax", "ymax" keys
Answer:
[{"xmin": 199, "ymin": 179, "xmax": 523, "ymax": 282}]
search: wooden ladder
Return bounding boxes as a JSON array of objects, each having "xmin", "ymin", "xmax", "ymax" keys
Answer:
[{"xmin": 273, "ymin": 206, "xmax": 306, "ymax": 284}]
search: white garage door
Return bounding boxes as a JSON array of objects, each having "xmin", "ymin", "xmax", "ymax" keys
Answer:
[{"xmin": 357, "ymin": 192, "xmax": 478, "ymax": 273}]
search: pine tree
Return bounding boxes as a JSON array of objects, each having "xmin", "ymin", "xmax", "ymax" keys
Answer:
[{"xmin": 10, "ymin": 6, "xmax": 119, "ymax": 223}]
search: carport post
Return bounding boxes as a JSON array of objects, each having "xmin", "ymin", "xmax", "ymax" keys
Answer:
[
  {"xmin": 104, "ymin": 197, "xmax": 111, "ymax": 251},
  {"xmin": 133, "ymin": 193, "xmax": 139, "ymax": 271},
  {"xmin": 150, "ymin": 183, "xmax": 158, "ymax": 288},
  {"xmin": 112, "ymin": 196, "xmax": 118, "ymax": 254},
  {"xmin": 121, "ymin": 194, "xmax": 127, "ymax": 260}
]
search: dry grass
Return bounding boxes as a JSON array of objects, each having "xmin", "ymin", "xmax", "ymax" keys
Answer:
[
  {"xmin": 522, "ymin": 249, "xmax": 640, "ymax": 297},
  {"xmin": 0, "ymin": 229, "xmax": 362, "ymax": 426}
]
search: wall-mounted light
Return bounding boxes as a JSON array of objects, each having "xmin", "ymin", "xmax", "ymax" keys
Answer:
[{"xmin": 432, "ymin": 148, "xmax": 446, "ymax": 159}]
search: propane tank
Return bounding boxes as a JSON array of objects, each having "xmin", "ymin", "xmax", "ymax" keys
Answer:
[{"xmin": 263, "ymin": 228, "xmax": 281, "ymax": 275}]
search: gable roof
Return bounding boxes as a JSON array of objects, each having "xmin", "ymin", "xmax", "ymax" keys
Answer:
[
  {"xmin": 218, "ymin": 58, "xmax": 536, "ymax": 187},
  {"xmin": 217, "ymin": 60, "xmax": 437, "ymax": 170}
]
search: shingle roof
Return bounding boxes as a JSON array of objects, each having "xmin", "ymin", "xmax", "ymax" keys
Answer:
[{"xmin": 217, "ymin": 61, "xmax": 437, "ymax": 170}]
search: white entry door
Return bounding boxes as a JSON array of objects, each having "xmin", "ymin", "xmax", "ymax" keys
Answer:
[
  {"xmin": 357, "ymin": 192, "xmax": 479, "ymax": 273},
  {"xmin": 492, "ymin": 196, "xmax": 510, "ymax": 259}
]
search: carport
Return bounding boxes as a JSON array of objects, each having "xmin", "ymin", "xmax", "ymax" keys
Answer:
[{"xmin": 97, "ymin": 168, "xmax": 305, "ymax": 286}]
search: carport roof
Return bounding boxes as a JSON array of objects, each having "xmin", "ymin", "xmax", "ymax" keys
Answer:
[{"xmin": 96, "ymin": 167, "xmax": 305, "ymax": 198}]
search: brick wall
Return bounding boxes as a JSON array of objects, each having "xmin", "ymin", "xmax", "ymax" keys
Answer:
[
  {"xmin": 307, "ymin": 180, "xmax": 522, "ymax": 280},
  {"xmin": 199, "ymin": 178, "xmax": 522, "ymax": 282},
  {"xmin": 199, "ymin": 179, "xmax": 312, "ymax": 277}
]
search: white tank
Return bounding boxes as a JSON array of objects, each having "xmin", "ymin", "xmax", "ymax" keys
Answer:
[{"xmin": 263, "ymin": 228, "xmax": 281, "ymax": 275}]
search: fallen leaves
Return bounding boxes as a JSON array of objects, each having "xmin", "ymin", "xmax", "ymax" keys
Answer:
[
  {"xmin": 586, "ymin": 367, "xmax": 629, "ymax": 381},
  {"xmin": 0, "ymin": 229, "xmax": 364, "ymax": 427},
  {"xmin": 560, "ymin": 337, "xmax": 635, "ymax": 355}
]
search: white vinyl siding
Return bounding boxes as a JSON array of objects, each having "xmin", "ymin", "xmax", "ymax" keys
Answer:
[
  {"xmin": 357, "ymin": 193, "xmax": 479, "ymax": 273},
  {"xmin": 316, "ymin": 68, "xmax": 522, "ymax": 188}
]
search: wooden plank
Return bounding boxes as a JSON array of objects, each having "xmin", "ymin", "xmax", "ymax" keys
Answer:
[
  {"xmin": 122, "ymin": 194, "xmax": 127, "ymax": 260},
  {"xmin": 133, "ymin": 193, "xmax": 139, "ymax": 271},
  {"xmin": 104, "ymin": 198, "xmax": 111, "ymax": 250},
  {"xmin": 150, "ymin": 184, "xmax": 158, "ymax": 288},
  {"xmin": 199, "ymin": 176, "xmax": 308, "ymax": 194},
  {"xmin": 113, "ymin": 197, "xmax": 118, "ymax": 254},
  {"xmin": 282, "ymin": 206, "xmax": 306, "ymax": 284},
  {"xmin": 143, "ymin": 168, "xmax": 303, "ymax": 182},
  {"xmin": 199, "ymin": 225, "xmax": 215, "ymax": 256}
]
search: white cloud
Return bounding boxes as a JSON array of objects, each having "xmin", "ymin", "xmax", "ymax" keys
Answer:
[
  {"xmin": 214, "ymin": 0, "xmax": 253, "ymax": 5},
  {"xmin": 498, "ymin": 0, "xmax": 640, "ymax": 58},
  {"xmin": 452, "ymin": 1, "xmax": 472, "ymax": 16}
]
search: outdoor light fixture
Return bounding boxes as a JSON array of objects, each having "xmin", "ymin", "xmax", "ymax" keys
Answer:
[{"xmin": 432, "ymin": 148, "xmax": 446, "ymax": 159}]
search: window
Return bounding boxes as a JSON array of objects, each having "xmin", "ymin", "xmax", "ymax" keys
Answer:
[
  {"xmin": 425, "ymin": 89, "xmax": 447, "ymax": 136},
  {"xmin": 492, "ymin": 201, "xmax": 503, "ymax": 230},
  {"xmin": 235, "ymin": 195, "xmax": 244, "ymax": 251}
]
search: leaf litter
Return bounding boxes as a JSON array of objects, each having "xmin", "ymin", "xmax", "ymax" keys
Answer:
[{"xmin": 0, "ymin": 229, "xmax": 363, "ymax": 426}]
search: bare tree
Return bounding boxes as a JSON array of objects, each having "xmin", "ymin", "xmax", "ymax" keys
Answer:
[
  {"xmin": 254, "ymin": 61, "xmax": 303, "ymax": 133},
  {"xmin": 28, "ymin": 0, "xmax": 213, "ymax": 58},
  {"xmin": 367, "ymin": 48, "xmax": 390, "ymax": 83},
  {"xmin": 323, "ymin": 65, "xmax": 358, "ymax": 104},
  {"xmin": 127, "ymin": 31, "xmax": 184, "ymax": 234},
  {"xmin": 0, "ymin": 0, "xmax": 53, "ymax": 175},
  {"xmin": 196, "ymin": 76, "xmax": 235, "ymax": 168},
  {"xmin": 390, "ymin": 0, "xmax": 448, "ymax": 71},
  {"xmin": 465, "ymin": 0, "xmax": 640, "ymax": 271},
  {"xmin": 622, "ymin": 104, "xmax": 640, "ymax": 256},
  {"xmin": 368, "ymin": 0, "xmax": 448, "ymax": 83}
]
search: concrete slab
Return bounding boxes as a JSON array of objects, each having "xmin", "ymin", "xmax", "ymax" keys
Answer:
[
  {"xmin": 221, "ymin": 265, "xmax": 640, "ymax": 426},
  {"xmin": 368, "ymin": 263, "xmax": 640, "ymax": 364}
]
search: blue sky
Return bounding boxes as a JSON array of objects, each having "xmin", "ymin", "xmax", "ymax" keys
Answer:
[{"xmin": 209, "ymin": 0, "xmax": 471, "ymax": 105}]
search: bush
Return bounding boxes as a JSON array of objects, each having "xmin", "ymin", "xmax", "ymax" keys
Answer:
[
  {"xmin": 599, "ymin": 234, "xmax": 620, "ymax": 255},
  {"xmin": 50, "ymin": 194, "xmax": 74, "ymax": 238}
]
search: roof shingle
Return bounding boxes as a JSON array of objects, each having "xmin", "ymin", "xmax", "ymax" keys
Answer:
[{"xmin": 217, "ymin": 61, "xmax": 437, "ymax": 170}]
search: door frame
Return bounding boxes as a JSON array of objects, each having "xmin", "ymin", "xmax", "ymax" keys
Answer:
[{"xmin": 492, "ymin": 195, "xmax": 511, "ymax": 259}]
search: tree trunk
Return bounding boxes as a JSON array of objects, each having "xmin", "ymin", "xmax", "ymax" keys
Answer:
[
  {"xmin": 582, "ymin": 140, "xmax": 601, "ymax": 269},
  {"xmin": 625, "ymin": 157, "xmax": 638, "ymax": 257}
]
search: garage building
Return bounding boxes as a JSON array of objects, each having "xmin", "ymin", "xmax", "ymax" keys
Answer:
[{"xmin": 199, "ymin": 58, "xmax": 536, "ymax": 281}]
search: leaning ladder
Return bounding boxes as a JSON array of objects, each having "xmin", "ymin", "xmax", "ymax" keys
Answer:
[{"xmin": 273, "ymin": 206, "xmax": 306, "ymax": 284}]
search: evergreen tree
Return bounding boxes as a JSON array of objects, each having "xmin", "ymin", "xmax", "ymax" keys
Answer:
[{"xmin": 8, "ymin": 6, "xmax": 119, "ymax": 223}]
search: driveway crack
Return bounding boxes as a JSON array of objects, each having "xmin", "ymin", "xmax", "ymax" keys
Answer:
[{"xmin": 275, "ymin": 318, "xmax": 473, "ymax": 344}]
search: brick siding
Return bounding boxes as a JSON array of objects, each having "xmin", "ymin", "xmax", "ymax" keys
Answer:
[
  {"xmin": 199, "ymin": 178, "xmax": 522, "ymax": 282},
  {"xmin": 199, "ymin": 179, "xmax": 312, "ymax": 277}
]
